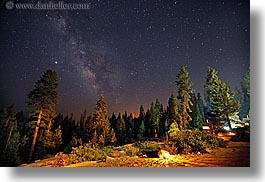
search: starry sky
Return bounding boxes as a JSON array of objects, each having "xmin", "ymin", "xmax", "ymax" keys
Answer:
[{"xmin": 0, "ymin": 0, "xmax": 249, "ymax": 118}]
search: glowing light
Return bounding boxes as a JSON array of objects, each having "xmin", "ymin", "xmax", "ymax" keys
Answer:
[
  {"xmin": 203, "ymin": 126, "xmax": 210, "ymax": 130},
  {"xmin": 228, "ymin": 132, "xmax": 236, "ymax": 136}
]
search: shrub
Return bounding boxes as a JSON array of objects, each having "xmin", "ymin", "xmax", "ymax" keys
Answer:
[
  {"xmin": 132, "ymin": 141, "xmax": 160, "ymax": 153},
  {"xmin": 54, "ymin": 152, "xmax": 70, "ymax": 167},
  {"xmin": 171, "ymin": 129, "xmax": 227, "ymax": 153},
  {"xmin": 119, "ymin": 145, "xmax": 140, "ymax": 156},
  {"xmin": 162, "ymin": 141, "xmax": 178, "ymax": 155},
  {"xmin": 54, "ymin": 142, "xmax": 114, "ymax": 166},
  {"xmin": 69, "ymin": 143, "xmax": 114, "ymax": 164}
]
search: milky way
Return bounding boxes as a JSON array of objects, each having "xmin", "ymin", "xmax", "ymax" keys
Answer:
[{"xmin": 47, "ymin": 11, "xmax": 122, "ymax": 96}]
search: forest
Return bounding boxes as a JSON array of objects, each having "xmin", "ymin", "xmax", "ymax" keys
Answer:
[{"xmin": 0, "ymin": 66, "xmax": 250, "ymax": 166}]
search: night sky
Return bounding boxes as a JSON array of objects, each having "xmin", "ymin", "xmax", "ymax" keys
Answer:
[{"xmin": 0, "ymin": 0, "xmax": 249, "ymax": 118}]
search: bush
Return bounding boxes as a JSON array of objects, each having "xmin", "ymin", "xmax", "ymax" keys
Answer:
[
  {"xmin": 132, "ymin": 141, "xmax": 160, "ymax": 153},
  {"xmin": 171, "ymin": 129, "xmax": 227, "ymax": 154},
  {"xmin": 55, "ymin": 142, "xmax": 114, "ymax": 166},
  {"xmin": 54, "ymin": 152, "xmax": 70, "ymax": 167},
  {"xmin": 69, "ymin": 143, "xmax": 114, "ymax": 164},
  {"xmin": 119, "ymin": 145, "xmax": 140, "ymax": 156},
  {"xmin": 162, "ymin": 141, "xmax": 178, "ymax": 155}
]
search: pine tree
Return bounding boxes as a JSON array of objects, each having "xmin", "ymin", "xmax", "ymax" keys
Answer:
[
  {"xmin": 217, "ymin": 82, "xmax": 240, "ymax": 129},
  {"xmin": 144, "ymin": 109, "xmax": 151, "ymax": 137},
  {"xmin": 153, "ymin": 98, "xmax": 162, "ymax": 137},
  {"xmin": 115, "ymin": 113, "xmax": 126, "ymax": 145},
  {"xmin": 137, "ymin": 120, "xmax": 145, "ymax": 140},
  {"xmin": 0, "ymin": 105, "xmax": 21, "ymax": 166},
  {"xmin": 242, "ymin": 68, "xmax": 250, "ymax": 117},
  {"xmin": 204, "ymin": 67, "xmax": 220, "ymax": 111},
  {"xmin": 138, "ymin": 105, "xmax": 145, "ymax": 137},
  {"xmin": 235, "ymin": 82, "xmax": 250, "ymax": 120},
  {"xmin": 245, "ymin": 68, "xmax": 250, "ymax": 96},
  {"xmin": 109, "ymin": 128, "xmax": 117, "ymax": 144},
  {"xmin": 90, "ymin": 94, "xmax": 112, "ymax": 145},
  {"xmin": 196, "ymin": 93, "xmax": 205, "ymax": 122},
  {"xmin": 204, "ymin": 67, "xmax": 240, "ymax": 129},
  {"xmin": 168, "ymin": 121, "xmax": 180, "ymax": 139},
  {"xmin": 26, "ymin": 70, "xmax": 59, "ymax": 162},
  {"xmin": 175, "ymin": 66, "xmax": 194, "ymax": 130},
  {"xmin": 190, "ymin": 93, "xmax": 204, "ymax": 129},
  {"xmin": 165, "ymin": 91, "xmax": 179, "ymax": 132},
  {"xmin": 193, "ymin": 102, "xmax": 204, "ymax": 129},
  {"xmin": 109, "ymin": 112, "xmax": 117, "ymax": 129},
  {"xmin": 125, "ymin": 114, "xmax": 134, "ymax": 142}
]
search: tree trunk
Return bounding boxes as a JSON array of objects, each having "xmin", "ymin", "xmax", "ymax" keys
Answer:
[
  {"xmin": 5, "ymin": 124, "xmax": 14, "ymax": 151},
  {"xmin": 28, "ymin": 109, "xmax": 42, "ymax": 162},
  {"xmin": 226, "ymin": 113, "xmax": 232, "ymax": 130}
]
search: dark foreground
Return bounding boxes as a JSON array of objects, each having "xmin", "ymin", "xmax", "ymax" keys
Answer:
[{"xmin": 21, "ymin": 142, "xmax": 250, "ymax": 167}]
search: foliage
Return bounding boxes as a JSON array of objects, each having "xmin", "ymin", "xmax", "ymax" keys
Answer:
[
  {"xmin": 190, "ymin": 93, "xmax": 204, "ymax": 129},
  {"xmin": 56, "ymin": 142, "xmax": 114, "ymax": 165},
  {"xmin": 204, "ymin": 67, "xmax": 240, "ymax": 129},
  {"xmin": 137, "ymin": 120, "xmax": 145, "ymax": 140},
  {"xmin": 170, "ymin": 129, "xmax": 227, "ymax": 154},
  {"xmin": 132, "ymin": 141, "xmax": 160, "ymax": 153},
  {"xmin": 54, "ymin": 152, "xmax": 70, "ymax": 166},
  {"xmin": 245, "ymin": 68, "xmax": 250, "ymax": 95},
  {"xmin": 166, "ymin": 91, "xmax": 179, "ymax": 131},
  {"xmin": 162, "ymin": 141, "xmax": 178, "ymax": 155},
  {"xmin": 26, "ymin": 70, "xmax": 59, "ymax": 161},
  {"xmin": 175, "ymin": 66, "xmax": 194, "ymax": 130},
  {"xmin": 0, "ymin": 105, "xmax": 21, "ymax": 166},
  {"xmin": 119, "ymin": 145, "xmax": 140, "ymax": 156},
  {"xmin": 235, "ymin": 68, "xmax": 250, "ymax": 119},
  {"xmin": 153, "ymin": 98, "xmax": 162, "ymax": 136},
  {"xmin": 89, "ymin": 94, "xmax": 112, "ymax": 145},
  {"xmin": 168, "ymin": 121, "xmax": 180, "ymax": 139},
  {"xmin": 63, "ymin": 136, "xmax": 82, "ymax": 154},
  {"xmin": 115, "ymin": 113, "xmax": 126, "ymax": 145}
]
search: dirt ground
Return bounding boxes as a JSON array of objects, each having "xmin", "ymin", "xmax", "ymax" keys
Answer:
[{"xmin": 21, "ymin": 141, "xmax": 250, "ymax": 167}]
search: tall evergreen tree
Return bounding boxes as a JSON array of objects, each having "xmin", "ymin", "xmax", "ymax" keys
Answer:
[
  {"xmin": 245, "ymin": 68, "xmax": 250, "ymax": 96},
  {"xmin": 217, "ymin": 82, "xmax": 240, "ymax": 129},
  {"xmin": 26, "ymin": 70, "xmax": 59, "ymax": 162},
  {"xmin": 137, "ymin": 120, "xmax": 145, "ymax": 140},
  {"xmin": 0, "ymin": 105, "xmax": 21, "ymax": 166},
  {"xmin": 235, "ymin": 82, "xmax": 250, "ymax": 120},
  {"xmin": 204, "ymin": 67, "xmax": 240, "ymax": 129},
  {"xmin": 175, "ymin": 66, "xmax": 194, "ymax": 130},
  {"xmin": 126, "ymin": 113, "xmax": 134, "ymax": 142},
  {"xmin": 90, "ymin": 94, "xmax": 112, "ymax": 145},
  {"xmin": 165, "ymin": 91, "xmax": 179, "ymax": 132},
  {"xmin": 138, "ymin": 105, "xmax": 145, "ymax": 137},
  {"xmin": 109, "ymin": 112, "xmax": 117, "ymax": 130},
  {"xmin": 144, "ymin": 109, "xmax": 151, "ymax": 137},
  {"xmin": 243, "ymin": 68, "xmax": 250, "ymax": 117},
  {"xmin": 153, "ymin": 98, "xmax": 161, "ymax": 137},
  {"xmin": 190, "ymin": 93, "xmax": 204, "ymax": 129},
  {"xmin": 196, "ymin": 93, "xmax": 205, "ymax": 121},
  {"xmin": 204, "ymin": 67, "xmax": 220, "ymax": 111},
  {"xmin": 115, "ymin": 113, "xmax": 126, "ymax": 145}
]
